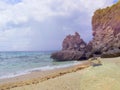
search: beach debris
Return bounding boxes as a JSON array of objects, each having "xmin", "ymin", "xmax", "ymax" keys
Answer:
[{"xmin": 89, "ymin": 57, "xmax": 102, "ymax": 67}]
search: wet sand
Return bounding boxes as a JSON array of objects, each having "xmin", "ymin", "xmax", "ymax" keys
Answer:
[
  {"xmin": 10, "ymin": 57, "xmax": 120, "ymax": 90},
  {"xmin": 0, "ymin": 61, "xmax": 90, "ymax": 90},
  {"xmin": 1, "ymin": 57, "xmax": 120, "ymax": 90}
]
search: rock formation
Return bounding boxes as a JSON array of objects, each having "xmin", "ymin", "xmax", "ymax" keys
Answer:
[
  {"xmin": 51, "ymin": 1, "xmax": 120, "ymax": 61},
  {"xmin": 62, "ymin": 32, "xmax": 86, "ymax": 51},
  {"xmin": 51, "ymin": 32, "xmax": 87, "ymax": 61},
  {"xmin": 91, "ymin": 2, "xmax": 120, "ymax": 57}
]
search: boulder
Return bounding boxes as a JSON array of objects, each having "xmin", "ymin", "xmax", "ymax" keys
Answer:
[
  {"xmin": 51, "ymin": 32, "xmax": 87, "ymax": 61},
  {"xmin": 62, "ymin": 32, "xmax": 86, "ymax": 51},
  {"xmin": 51, "ymin": 50, "xmax": 85, "ymax": 61}
]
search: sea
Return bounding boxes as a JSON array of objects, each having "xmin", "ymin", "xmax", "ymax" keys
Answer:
[{"xmin": 0, "ymin": 51, "xmax": 79, "ymax": 79}]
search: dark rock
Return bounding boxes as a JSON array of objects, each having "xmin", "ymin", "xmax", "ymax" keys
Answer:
[
  {"xmin": 86, "ymin": 41, "xmax": 93, "ymax": 52},
  {"xmin": 62, "ymin": 32, "xmax": 86, "ymax": 51},
  {"xmin": 91, "ymin": 2, "xmax": 120, "ymax": 57},
  {"xmin": 51, "ymin": 2, "xmax": 120, "ymax": 61},
  {"xmin": 101, "ymin": 48, "xmax": 120, "ymax": 58},
  {"xmin": 51, "ymin": 50, "xmax": 85, "ymax": 61},
  {"xmin": 85, "ymin": 52, "xmax": 93, "ymax": 59},
  {"xmin": 51, "ymin": 32, "xmax": 87, "ymax": 61}
]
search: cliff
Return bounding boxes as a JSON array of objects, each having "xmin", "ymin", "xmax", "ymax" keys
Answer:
[
  {"xmin": 51, "ymin": 2, "xmax": 120, "ymax": 61},
  {"xmin": 91, "ymin": 1, "xmax": 120, "ymax": 57}
]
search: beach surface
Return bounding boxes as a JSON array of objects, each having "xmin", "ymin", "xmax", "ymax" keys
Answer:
[
  {"xmin": 0, "ymin": 61, "xmax": 90, "ymax": 90},
  {"xmin": 1, "ymin": 57, "xmax": 120, "ymax": 90}
]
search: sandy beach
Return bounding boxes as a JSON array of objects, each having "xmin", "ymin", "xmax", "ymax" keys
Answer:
[
  {"xmin": 0, "ymin": 61, "xmax": 90, "ymax": 90},
  {"xmin": 0, "ymin": 0, "xmax": 119, "ymax": 90},
  {"xmin": 0, "ymin": 57, "xmax": 120, "ymax": 90}
]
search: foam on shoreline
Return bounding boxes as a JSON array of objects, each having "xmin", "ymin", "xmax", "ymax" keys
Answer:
[
  {"xmin": 9, "ymin": 57, "xmax": 120, "ymax": 90},
  {"xmin": 0, "ymin": 61, "xmax": 81, "ymax": 80},
  {"xmin": 0, "ymin": 61, "xmax": 90, "ymax": 90}
]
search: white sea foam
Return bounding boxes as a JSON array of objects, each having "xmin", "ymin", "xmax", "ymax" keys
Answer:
[
  {"xmin": 31, "ymin": 61, "xmax": 81, "ymax": 71},
  {"xmin": 0, "ymin": 71, "xmax": 31, "ymax": 80},
  {"xmin": 0, "ymin": 61, "xmax": 81, "ymax": 80}
]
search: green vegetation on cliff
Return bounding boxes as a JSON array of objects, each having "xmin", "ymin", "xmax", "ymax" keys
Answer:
[{"xmin": 92, "ymin": 1, "xmax": 120, "ymax": 32}]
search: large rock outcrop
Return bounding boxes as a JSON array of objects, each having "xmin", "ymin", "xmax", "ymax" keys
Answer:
[
  {"xmin": 62, "ymin": 32, "xmax": 86, "ymax": 51},
  {"xmin": 91, "ymin": 2, "xmax": 120, "ymax": 57},
  {"xmin": 51, "ymin": 2, "xmax": 120, "ymax": 61},
  {"xmin": 51, "ymin": 32, "xmax": 87, "ymax": 61},
  {"xmin": 51, "ymin": 50, "xmax": 85, "ymax": 61}
]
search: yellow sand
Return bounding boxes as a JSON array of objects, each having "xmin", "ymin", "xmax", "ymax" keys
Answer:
[
  {"xmin": 10, "ymin": 57, "xmax": 120, "ymax": 90},
  {"xmin": 0, "ymin": 61, "xmax": 90, "ymax": 90}
]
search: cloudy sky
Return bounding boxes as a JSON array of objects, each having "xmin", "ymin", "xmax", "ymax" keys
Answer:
[{"xmin": 0, "ymin": 0, "xmax": 118, "ymax": 51}]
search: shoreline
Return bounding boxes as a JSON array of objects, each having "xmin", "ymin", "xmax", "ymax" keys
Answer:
[
  {"xmin": 10, "ymin": 57, "xmax": 120, "ymax": 90},
  {"xmin": 0, "ymin": 61, "xmax": 90, "ymax": 90},
  {"xmin": 0, "ymin": 61, "xmax": 81, "ymax": 80}
]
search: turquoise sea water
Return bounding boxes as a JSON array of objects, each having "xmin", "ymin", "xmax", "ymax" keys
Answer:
[{"xmin": 0, "ymin": 51, "xmax": 79, "ymax": 79}]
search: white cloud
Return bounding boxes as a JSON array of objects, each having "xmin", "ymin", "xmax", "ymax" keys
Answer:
[
  {"xmin": 0, "ymin": 0, "xmax": 115, "ymax": 51},
  {"xmin": 0, "ymin": 0, "xmax": 114, "ymax": 26},
  {"xmin": 0, "ymin": 27, "xmax": 32, "ymax": 51}
]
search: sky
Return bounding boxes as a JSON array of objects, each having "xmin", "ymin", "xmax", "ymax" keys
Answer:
[{"xmin": 0, "ymin": 0, "xmax": 118, "ymax": 51}]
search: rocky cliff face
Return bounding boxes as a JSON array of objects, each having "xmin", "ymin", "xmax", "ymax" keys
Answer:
[
  {"xmin": 62, "ymin": 32, "xmax": 86, "ymax": 51},
  {"xmin": 51, "ymin": 32, "xmax": 87, "ymax": 61},
  {"xmin": 51, "ymin": 2, "xmax": 120, "ymax": 61},
  {"xmin": 91, "ymin": 2, "xmax": 120, "ymax": 57}
]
